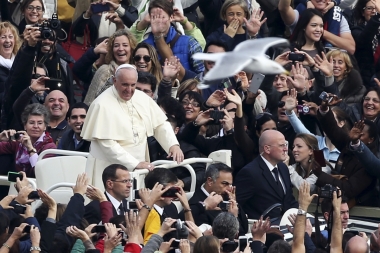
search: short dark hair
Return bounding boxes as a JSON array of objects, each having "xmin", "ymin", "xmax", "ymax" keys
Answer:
[
  {"xmin": 144, "ymin": 167, "xmax": 178, "ymax": 189},
  {"xmin": 0, "ymin": 212, "xmax": 9, "ymax": 235},
  {"xmin": 102, "ymin": 164, "xmax": 129, "ymax": 188},
  {"xmin": 157, "ymin": 97, "xmax": 186, "ymax": 127},
  {"xmin": 148, "ymin": 0, "xmax": 174, "ymax": 16},
  {"xmin": 178, "ymin": 90, "xmax": 206, "ymax": 111},
  {"xmin": 205, "ymin": 163, "xmax": 233, "ymax": 182},
  {"xmin": 321, "ymin": 194, "xmax": 348, "ymax": 214},
  {"xmin": 35, "ymin": 63, "xmax": 49, "ymax": 76},
  {"xmin": 267, "ymin": 240, "xmax": 291, "ymax": 253},
  {"xmin": 138, "ymin": 71, "xmax": 157, "ymax": 93},
  {"xmin": 67, "ymin": 102, "xmax": 89, "ymax": 119},
  {"xmin": 204, "ymin": 41, "xmax": 228, "ymax": 53}
]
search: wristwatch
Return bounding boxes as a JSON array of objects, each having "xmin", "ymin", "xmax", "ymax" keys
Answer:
[
  {"xmin": 28, "ymin": 148, "xmax": 37, "ymax": 154},
  {"xmin": 142, "ymin": 204, "xmax": 151, "ymax": 211},
  {"xmin": 30, "ymin": 246, "xmax": 41, "ymax": 251},
  {"xmin": 297, "ymin": 209, "xmax": 307, "ymax": 216},
  {"xmin": 225, "ymin": 128, "xmax": 234, "ymax": 135}
]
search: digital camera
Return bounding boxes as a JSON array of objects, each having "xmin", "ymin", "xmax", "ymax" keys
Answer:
[
  {"xmin": 296, "ymin": 105, "xmax": 310, "ymax": 114},
  {"xmin": 320, "ymin": 184, "xmax": 337, "ymax": 199},
  {"xmin": 34, "ymin": 13, "xmax": 61, "ymax": 40}
]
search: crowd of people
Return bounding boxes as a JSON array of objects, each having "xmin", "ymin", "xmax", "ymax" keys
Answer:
[{"xmin": 1, "ymin": 0, "xmax": 380, "ymax": 252}]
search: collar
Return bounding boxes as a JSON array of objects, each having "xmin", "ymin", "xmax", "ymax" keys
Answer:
[
  {"xmin": 260, "ymin": 155, "xmax": 277, "ymax": 172},
  {"xmin": 320, "ymin": 136, "xmax": 339, "ymax": 152},
  {"xmin": 48, "ymin": 120, "xmax": 68, "ymax": 130},
  {"xmin": 34, "ymin": 132, "xmax": 46, "ymax": 144},
  {"xmin": 153, "ymin": 204, "xmax": 164, "ymax": 215},
  {"xmin": 72, "ymin": 132, "xmax": 81, "ymax": 147},
  {"xmin": 200, "ymin": 184, "xmax": 210, "ymax": 197},
  {"xmin": 105, "ymin": 191, "xmax": 123, "ymax": 212}
]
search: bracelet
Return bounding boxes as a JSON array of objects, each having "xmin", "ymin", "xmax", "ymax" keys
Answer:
[
  {"xmin": 183, "ymin": 208, "xmax": 192, "ymax": 213},
  {"xmin": 2, "ymin": 243, "xmax": 11, "ymax": 249},
  {"xmin": 180, "ymin": 18, "xmax": 188, "ymax": 26},
  {"xmin": 154, "ymin": 33, "xmax": 164, "ymax": 40}
]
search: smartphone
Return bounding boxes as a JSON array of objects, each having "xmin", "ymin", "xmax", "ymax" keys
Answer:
[
  {"xmin": 221, "ymin": 193, "xmax": 230, "ymax": 201},
  {"xmin": 209, "ymin": 110, "xmax": 225, "ymax": 125},
  {"xmin": 10, "ymin": 203, "xmax": 26, "ymax": 214},
  {"xmin": 91, "ymin": 225, "xmax": 106, "ymax": 233},
  {"xmin": 45, "ymin": 78, "xmax": 63, "ymax": 89},
  {"xmin": 218, "ymin": 201, "xmax": 230, "ymax": 211},
  {"xmin": 249, "ymin": 73, "xmax": 265, "ymax": 94},
  {"xmin": 289, "ymin": 52, "xmax": 305, "ymax": 62},
  {"xmin": 162, "ymin": 187, "xmax": 180, "ymax": 197},
  {"xmin": 134, "ymin": 189, "xmax": 140, "ymax": 199},
  {"xmin": 239, "ymin": 236, "xmax": 248, "ymax": 252},
  {"xmin": 28, "ymin": 191, "xmax": 40, "ymax": 200},
  {"xmin": 313, "ymin": 150, "xmax": 326, "ymax": 167},
  {"xmin": 23, "ymin": 225, "xmax": 31, "ymax": 233},
  {"xmin": 129, "ymin": 201, "xmax": 137, "ymax": 209},
  {"xmin": 170, "ymin": 239, "xmax": 180, "ymax": 248},
  {"xmin": 8, "ymin": 172, "xmax": 23, "ymax": 182},
  {"xmin": 91, "ymin": 3, "xmax": 110, "ymax": 13}
]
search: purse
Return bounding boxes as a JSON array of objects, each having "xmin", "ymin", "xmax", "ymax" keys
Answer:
[{"xmin": 62, "ymin": 25, "xmax": 90, "ymax": 67}]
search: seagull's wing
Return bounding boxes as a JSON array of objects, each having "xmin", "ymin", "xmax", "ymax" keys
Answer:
[
  {"xmin": 192, "ymin": 52, "xmax": 226, "ymax": 62},
  {"xmin": 233, "ymin": 37, "xmax": 289, "ymax": 55},
  {"xmin": 243, "ymin": 56, "xmax": 286, "ymax": 74},
  {"xmin": 203, "ymin": 54, "xmax": 251, "ymax": 81}
]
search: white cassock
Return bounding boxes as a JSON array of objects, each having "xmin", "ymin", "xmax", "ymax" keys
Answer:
[{"xmin": 81, "ymin": 86, "xmax": 179, "ymax": 188}]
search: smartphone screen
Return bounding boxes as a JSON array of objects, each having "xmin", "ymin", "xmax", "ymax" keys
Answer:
[
  {"xmin": 313, "ymin": 150, "xmax": 326, "ymax": 167},
  {"xmin": 239, "ymin": 236, "xmax": 247, "ymax": 252},
  {"xmin": 129, "ymin": 201, "xmax": 137, "ymax": 209},
  {"xmin": 8, "ymin": 172, "xmax": 23, "ymax": 182},
  {"xmin": 91, "ymin": 225, "xmax": 106, "ymax": 233},
  {"xmin": 28, "ymin": 191, "xmax": 40, "ymax": 200}
]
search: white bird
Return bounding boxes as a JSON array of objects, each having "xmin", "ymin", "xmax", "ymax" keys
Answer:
[{"xmin": 192, "ymin": 37, "xmax": 289, "ymax": 84}]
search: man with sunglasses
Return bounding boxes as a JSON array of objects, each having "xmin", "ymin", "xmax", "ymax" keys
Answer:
[{"xmin": 57, "ymin": 102, "xmax": 90, "ymax": 152}]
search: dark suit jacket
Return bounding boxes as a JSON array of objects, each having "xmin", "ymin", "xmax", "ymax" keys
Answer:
[
  {"xmin": 235, "ymin": 156, "xmax": 298, "ymax": 220},
  {"xmin": 84, "ymin": 193, "xmax": 129, "ymax": 224},
  {"xmin": 181, "ymin": 187, "xmax": 248, "ymax": 235}
]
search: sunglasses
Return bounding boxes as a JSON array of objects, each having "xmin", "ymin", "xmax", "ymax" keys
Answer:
[
  {"xmin": 134, "ymin": 55, "xmax": 151, "ymax": 63},
  {"xmin": 32, "ymin": 74, "xmax": 47, "ymax": 79}
]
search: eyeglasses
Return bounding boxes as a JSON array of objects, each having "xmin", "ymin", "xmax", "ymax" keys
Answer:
[
  {"xmin": 267, "ymin": 141, "xmax": 289, "ymax": 149},
  {"xmin": 111, "ymin": 179, "xmax": 133, "ymax": 184},
  {"xmin": 26, "ymin": 5, "xmax": 44, "ymax": 12},
  {"xmin": 70, "ymin": 115, "xmax": 86, "ymax": 120},
  {"xmin": 181, "ymin": 100, "xmax": 200, "ymax": 108},
  {"xmin": 256, "ymin": 112, "xmax": 272, "ymax": 120},
  {"xmin": 363, "ymin": 96, "xmax": 380, "ymax": 103},
  {"xmin": 363, "ymin": 6, "xmax": 376, "ymax": 11},
  {"xmin": 32, "ymin": 74, "xmax": 47, "ymax": 79},
  {"xmin": 136, "ymin": 87, "xmax": 153, "ymax": 94},
  {"xmin": 134, "ymin": 55, "xmax": 151, "ymax": 63}
]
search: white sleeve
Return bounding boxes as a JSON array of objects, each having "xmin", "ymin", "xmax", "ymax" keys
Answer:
[
  {"xmin": 339, "ymin": 0, "xmax": 357, "ymax": 10},
  {"xmin": 96, "ymin": 139, "xmax": 140, "ymax": 170},
  {"xmin": 289, "ymin": 9, "xmax": 299, "ymax": 34},
  {"xmin": 289, "ymin": 165, "xmax": 318, "ymax": 192},
  {"xmin": 340, "ymin": 15, "xmax": 351, "ymax": 34}
]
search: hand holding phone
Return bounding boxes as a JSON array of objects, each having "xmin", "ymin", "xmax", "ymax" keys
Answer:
[{"xmin": 8, "ymin": 172, "xmax": 23, "ymax": 182}]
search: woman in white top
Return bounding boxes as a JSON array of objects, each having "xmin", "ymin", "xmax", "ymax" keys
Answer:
[{"xmin": 289, "ymin": 133, "xmax": 331, "ymax": 192}]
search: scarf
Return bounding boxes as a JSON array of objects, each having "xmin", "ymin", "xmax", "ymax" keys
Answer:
[
  {"xmin": 15, "ymin": 132, "xmax": 54, "ymax": 176},
  {"xmin": 0, "ymin": 54, "xmax": 15, "ymax": 69}
]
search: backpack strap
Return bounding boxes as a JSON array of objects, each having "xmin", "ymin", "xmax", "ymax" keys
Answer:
[{"xmin": 169, "ymin": 33, "xmax": 181, "ymax": 49}]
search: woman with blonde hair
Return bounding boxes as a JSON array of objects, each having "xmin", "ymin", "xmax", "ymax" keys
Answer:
[
  {"xmin": 84, "ymin": 29, "xmax": 137, "ymax": 105},
  {"xmin": 177, "ymin": 79, "xmax": 202, "ymax": 98},
  {"xmin": 325, "ymin": 49, "xmax": 366, "ymax": 105},
  {"xmin": 0, "ymin": 21, "xmax": 21, "ymax": 116}
]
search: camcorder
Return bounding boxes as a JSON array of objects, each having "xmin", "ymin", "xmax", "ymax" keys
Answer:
[
  {"xmin": 319, "ymin": 91, "xmax": 334, "ymax": 103},
  {"xmin": 288, "ymin": 52, "xmax": 305, "ymax": 62},
  {"xmin": 33, "ymin": 13, "xmax": 61, "ymax": 40},
  {"xmin": 320, "ymin": 184, "xmax": 338, "ymax": 199}
]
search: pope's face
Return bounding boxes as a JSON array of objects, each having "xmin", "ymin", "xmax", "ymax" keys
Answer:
[{"xmin": 113, "ymin": 68, "xmax": 137, "ymax": 101}]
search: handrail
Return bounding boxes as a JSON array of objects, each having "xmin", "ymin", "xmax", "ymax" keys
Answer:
[
  {"xmin": 0, "ymin": 176, "xmax": 37, "ymax": 190},
  {"xmin": 38, "ymin": 149, "xmax": 89, "ymax": 161},
  {"xmin": 153, "ymin": 158, "xmax": 213, "ymax": 169}
]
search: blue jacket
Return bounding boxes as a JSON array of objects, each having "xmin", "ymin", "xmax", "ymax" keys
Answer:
[{"xmin": 144, "ymin": 26, "xmax": 191, "ymax": 70}]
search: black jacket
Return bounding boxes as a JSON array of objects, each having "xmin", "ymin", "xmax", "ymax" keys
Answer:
[
  {"xmin": 352, "ymin": 13, "xmax": 380, "ymax": 87},
  {"xmin": 58, "ymin": 128, "xmax": 91, "ymax": 152},
  {"xmin": 180, "ymin": 186, "xmax": 248, "ymax": 235},
  {"xmin": 334, "ymin": 69, "xmax": 366, "ymax": 106},
  {"xmin": 72, "ymin": 5, "xmax": 138, "ymax": 47}
]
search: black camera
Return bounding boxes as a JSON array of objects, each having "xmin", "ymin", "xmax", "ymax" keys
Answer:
[
  {"xmin": 289, "ymin": 52, "xmax": 305, "ymax": 62},
  {"xmin": 34, "ymin": 13, "xmax": 61, "ymax": 40},
  {"xmin": 209, "ymin": 110, "xmax": 225, "ymax": 125},
  {"xmin": 221, "ymin": 240, "xmax": 238, "ymax": 252},
  {"xmin": 218, "ymin": 201, "xmax": 230, "ymax": 211},
  {"xmin": 320, "ymin": 184, "xmax": 337, "ymax": 199},
  {"xmin": 163, "ymin": 219, "xmax": 189, "ymax": 242}
]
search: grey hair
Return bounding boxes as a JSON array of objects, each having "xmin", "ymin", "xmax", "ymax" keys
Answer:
[
  {"xmin": 21, "ymin": 103, "xmax": 50, "ymax": 126},
  {"xmin": 205, "ymin": 163, "xmax": 233, "ymax": 182},
  {"xmin": 212, "ymin": 212, "xmax": 239, "ymax": 240}
]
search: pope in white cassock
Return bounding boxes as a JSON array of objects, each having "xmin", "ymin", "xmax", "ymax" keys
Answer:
[{"xmin": 81, "ymin": 64, "xmax": 184, "ymax": 188}]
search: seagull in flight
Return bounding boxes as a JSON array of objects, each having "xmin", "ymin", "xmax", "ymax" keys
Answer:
[{"xmin": 193, "ymin": 38, "xmax": 289, "ymax": 86}]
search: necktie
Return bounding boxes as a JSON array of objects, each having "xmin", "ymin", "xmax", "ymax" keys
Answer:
[
  {"xmin": 118, "ymin": 203, "xmax": 124, "ymax": 215},
  {"xmin": 273, "ymin": 167, "xmax": 284, "ymax": 196}
]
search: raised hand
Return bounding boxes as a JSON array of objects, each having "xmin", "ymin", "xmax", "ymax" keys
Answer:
[
  {"xmin": 150, "ymin": 8, "xmax": 169, "ymax": 36},
  {"xmin": 194, "ymin": 109, "xmax": 213, "ymax": 126},
  {"xmin": 275, "ymin": 51, "xmax": 291, "ymax": 66},
  {"xmin": 206, "ymin": 90, "xmax": 226, "ymax": 107},
  {"xmin": 298, "ymin": 182, "xmax": 317, "ymax": 211},
  {"xmin": 94, "ymin": 38, "xmax": 108, "ymax": 55},
  {"xmin": 86, "ymin": 185, "xmax": 107, "ymax": 201},
  {"xmin": 287, "ymin": 63, "xmax": 308, "ymax": 92},
  {"xmin": 294, "ymin": 49, "xmax": 315, "ymax": 67},
  {"xmin": 314, "ymin": 52, "xmax": 333, "ymax": 76},
  {"xmin": 244, "ymin": 9, "xmax": 267, "ymax": 36},
  {"xmin": 105, "ymin": 12, "xmax": 124, "ymax": 29},
  {"xmin": 284, "ymin": 89, "xmax": 297, "ymax": 113},
  {"xmin": 30, "ymin": 76, "xmax": 50, "ymax": 92},
  {"xmin": 73, "ymin": 173, "xmax": 89, "ymax": 195},
  {"xmin": 162, "ymin": 57, "xmax": 180, "ymax": 81},
  {"xmin": 17, "ymin": 131, "xmax": 33, "ymax": 152},
  {"xmin": 251, "ymin": 216, "xmax": 271, "ymax": 243},
  {"xmin": 172, "ymin": 7, "xmax": 186, "ymax": 23},
  {"xmin": 349, "ymin": 120, "xmax": 365, "ymax": 144},
  {"xmin": 0, "ymin": 129, "xmax": 17, "ymax": 142}
]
